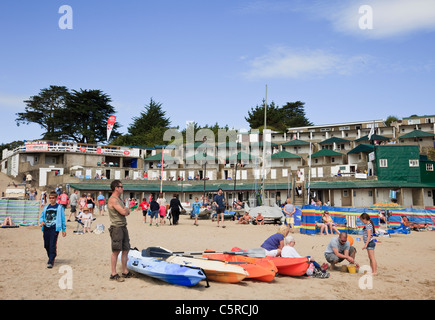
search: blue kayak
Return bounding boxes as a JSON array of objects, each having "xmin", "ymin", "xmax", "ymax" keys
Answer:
[{"xmin": 126, "ymin": 250, "xmax": 206, "ymax": 287}]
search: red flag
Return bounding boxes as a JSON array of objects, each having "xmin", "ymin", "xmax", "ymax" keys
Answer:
[{"xmin": 107, "ymin": 116, "xmax": 116, "ymax": 141}]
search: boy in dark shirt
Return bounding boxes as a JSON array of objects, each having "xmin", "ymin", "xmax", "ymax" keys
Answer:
[{"xmin": 39, "ymin": 191, "xmax": 66, "ymax": 268}]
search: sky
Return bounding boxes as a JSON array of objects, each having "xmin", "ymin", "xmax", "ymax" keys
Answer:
[{"xmin": 1, "ymin": 0, "xmax": 435, "ymax": 145}]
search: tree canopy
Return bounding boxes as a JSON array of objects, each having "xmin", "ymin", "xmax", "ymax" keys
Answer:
[
  {"xmin": 111, "ymin": 98, "xmax": 172, "ymax": 147},
  {"xmin": 245, "ymin": 100, "xmax": 312, "ymax": 132},
  {"xmin": 16, "ymin": 86, "xmax": 121, "ymax": 143}
]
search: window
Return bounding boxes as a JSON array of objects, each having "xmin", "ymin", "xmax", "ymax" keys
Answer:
[
  {"xmin": 427, "ymin": 163, "xmax": 434, "ymax": 171},
  {"xmin": 379, "ymin": 159, "xmax": 388, "ymax": 167},
  {"xmin": 409, "ymin": 159, "xmax": 419, "ymax": 167}
]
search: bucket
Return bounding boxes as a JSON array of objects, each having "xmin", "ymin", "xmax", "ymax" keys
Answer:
[{"xmin": 347, "ymin": 265, "xmax": 356, "ymax": 274}]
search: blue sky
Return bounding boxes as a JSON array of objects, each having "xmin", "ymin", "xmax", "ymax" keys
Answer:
[{"xmin": 1, "ymin": 0, "xmax": 435, "ymax": 145}]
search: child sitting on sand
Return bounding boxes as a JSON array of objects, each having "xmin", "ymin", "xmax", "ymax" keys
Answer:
[{"xmin": 255, "ymin": 213, "xmax": 264, "ymax": 225}]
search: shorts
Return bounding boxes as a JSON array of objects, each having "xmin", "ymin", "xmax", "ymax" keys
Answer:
[
  {"xmin": 366, "ymin": 240, "xmax": 376, "ymax": 250},
  {"xmin": 159, "ymin": 206, "xmax": 166, "ymax": 217},
  {"xmin": 87, "ymin": 203, "xmax": 93, "ymax": 209},
  {"xmin": 324, "ymin": 246, "xmax": 357, "ymax": 263},
  {"xmin": 142, "ymin": 210, "xmax": 148, "ymax": 217},
  {"xmin": 149, "ymin": 210, "xmax": 159, "ymax": 219},
  {"xmin": 216, "ymin": 208, "xmax": 225, "ymax": 214},
  {"xmin": 70, "ymin": 205, "xmax": 77, "ymax": 213},
  {"xmin": 109, "ymin": 226, "xmax": 130, "ymax": 252},
  {"xmin": 286, "ymin": 216, "xmax": 294, "ymax": 225}
]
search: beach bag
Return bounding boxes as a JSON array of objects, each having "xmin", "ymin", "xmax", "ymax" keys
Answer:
[
  {"xmin": 306, "ymin": 263, "xmax": 315, "ymax": 276},
  {"xmin": 93, "ymin": 224, "xmax": 105, "ymax": 234}
]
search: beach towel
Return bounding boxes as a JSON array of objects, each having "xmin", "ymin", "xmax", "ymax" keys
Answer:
[{"xmin": 389, "ymin": 190, "xmax": 397, "ymax": 199}]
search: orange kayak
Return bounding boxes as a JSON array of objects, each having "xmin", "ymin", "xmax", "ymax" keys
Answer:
[
  {"xmin": 264, "ymin": 256, "xmax": 310, "ymax": 276},
  {"xmin": 231, "ymin": 247, "xmax": 309, "ymax": 277},
  {"xmin": 203, "ymin": 254, "xmax": 277, "ymax": 282}
]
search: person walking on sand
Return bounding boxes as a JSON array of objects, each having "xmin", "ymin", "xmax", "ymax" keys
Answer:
[
  {"xmin": 169, "ymin": 194, "xmax": 184, "ymax": 225},
  {"xmin": 39, "ymin": 191, "xmax": 67, "ymax": 268},
  {"xmin": 191, "ymin": 197, "xmax": 201, "ymax": 226},
  {"xmin": 283, "ymin": 198, "xmax": 295, "ymax": 232},
  {"xmin": 108, "ymin": 180, "xmax": 131, "ymax": 282},
  {"xmin": 67, "ymin": 189, "xmax": 78, "ymax": 222},
  {"xmin": 360, "ymin": 213, "xmax": 377, "ymax": 275},
  {"xmin": 136, "ymin": 198, "xmax": 149, "ymax": 224},
  {"xmin": 213, "ymin": 188, "xmax": 226, "ymax": 228}
]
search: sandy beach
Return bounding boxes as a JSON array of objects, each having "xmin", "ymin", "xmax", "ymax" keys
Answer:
[{"xmin": 1, "ymin": 206, "xmax": 435, "ymax": 301}]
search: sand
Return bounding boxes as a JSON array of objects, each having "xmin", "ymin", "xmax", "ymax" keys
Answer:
[{"xmin": 1, "ymin": 207, "xmax": 435, "ymax": 301}]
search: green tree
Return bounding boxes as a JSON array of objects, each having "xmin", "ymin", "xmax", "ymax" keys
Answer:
[
  {"xmin": 281, "ymin": 101, "xmax": 313, "ymax": 128},
  {"xmin": 128, "ymin": 98, "xmax": 170, "ymax": 136},
  {"xmin": 112, "ymin": 98, "xmax": 171, "ymax": 147},
  {"xmin": 245, "ymin": 100, "xmax": 312, "ymax": 131},
  {"xmin": 59, "ymin": 89, "xmax": 121, "ymax": 143},
  {"xmin": 15, "ymin": 85, "xmax": 70, "ymax": 140},
  {"xmin": 245, "ymin": 100, "xmax": 284, "ymax": 131},
  {"xmin": 385, "ymin": 115, "xmax": 399, "ymax": 127}
]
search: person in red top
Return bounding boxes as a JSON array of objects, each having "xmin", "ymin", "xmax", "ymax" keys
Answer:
[
  {"xmin": 136, "ymin": 198, "xmax": 149, "ymax": 224},
  {"xmin": 58, "ymin": 191, "xmax": 69, "ymax": 209}
]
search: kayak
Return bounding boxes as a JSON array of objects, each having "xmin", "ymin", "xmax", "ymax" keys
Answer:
[
  {"xmin": 231, "ymin": 247, "xmax": 309, "ymax": 277},
  {"xmin": 125, "ymin": 250, "xmax": 206, "ymax": 287},
  {"xmin": 265, "ymin": 256, "xmax": 310, "ymax": 276},
  {"xmin": 202, "ymin": 254, "xmax": 277, "ymax": 282},
  {"xmin": 165, "ymin": 255, "xmax": 248, "ymax": 283}
]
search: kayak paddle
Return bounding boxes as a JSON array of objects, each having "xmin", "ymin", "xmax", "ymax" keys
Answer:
[{"xmin": 143, "ymin": 246, "xmax": 266, "ymax": 259}]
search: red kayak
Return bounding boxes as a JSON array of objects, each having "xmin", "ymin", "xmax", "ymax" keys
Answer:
[
  {"xmin": 203, "ymin": 254, "xmax": 277, "ymax": 282},
  {"xmin": 231, "ymin": 247, "xmax": 309, "ymax": 277}
]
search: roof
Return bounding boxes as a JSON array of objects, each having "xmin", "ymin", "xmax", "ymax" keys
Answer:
[
  {"xmin": 69, "ymin": 181, "xmax": 292, "ymax": 192},
  {"xmin": 347, "ymin": 144, "xmax": 374, "ymax": 154},
  {"xmin": 269, "ymin": 150, "xmax": 301, "ymax": 159},
  {"xmin": 225, "ymin": 151, "xmax": 258, "ymax": 161},
  {"xmin": 185, "ymin": 154, "xmax": 219, "ymax": 162},
  {"xmin": 281, "ymin": 139, "xmax": 310, "ymax": 146},
  {"xmin": 319, "ymin": 137, "xmax": 350, "ymax": 144},
  {"xmin": 399, "ymin": 130, "xmax": 435, "ymax": 139},
  {"xmin": 310, "ymin": 149, "xmax": 343, "ymax": 157},
  {"xmin": 355, "ymin": 134, "xmax": 390, "ymax": 142},
  {"xmin": 143, "ymin": 153, "xmax": 178, "ymax": 161},
  {"xmin": 308, "ymin": 180, "xmax": 435, "ymax": 189},
  {"xmin": 249, "ymin": 141, "xmax": 279, "ymax": 147}
]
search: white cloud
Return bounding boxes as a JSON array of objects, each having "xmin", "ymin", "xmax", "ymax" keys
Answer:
[
  {"xmin": 324, "ymin": 0, "xmax": 435, "ymax": 39},
  {"xmin": 242, "ymin": 46, "xmax": 372, "ymax": 80},
  {"xmin": 0, "ymin": 92, "xmax": 26, "ymax": 111}
]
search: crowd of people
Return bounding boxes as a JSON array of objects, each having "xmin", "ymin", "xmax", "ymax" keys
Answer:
[{"xmin": 34, "ymin": 182, "xmax": 385, "ymax": 281}]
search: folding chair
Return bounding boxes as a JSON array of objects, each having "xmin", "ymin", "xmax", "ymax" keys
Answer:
[
  {"xmin": 346, "ymin": 215, "xmax": 359, "ymax": 234},
  {"xmin": 73, "ymin": 218, "xmax": 84, "ymax": 234}
]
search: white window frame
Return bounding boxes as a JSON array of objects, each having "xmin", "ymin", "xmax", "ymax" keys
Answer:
[
  {"xmin": 379, "ymin": 159, "xmax": 388, "ymax": 167},
  {"xmin": 427, "ymin": 163, "xmax": 434, "ymax": 171},
  {"xmin": 409, "ymin": 159, "xmax": 419, "ymax": 167}
]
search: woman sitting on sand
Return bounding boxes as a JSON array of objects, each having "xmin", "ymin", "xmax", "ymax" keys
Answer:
[
  {"xmin": 1, "ymin": 216, "xmax": 15, "ymax": 227},
  {"xmin": 260, "ymin": 225, "xmax": 290, "ymax": 257},
  {"xmin": 322, "ymin": 211, "xmax": 340, "ymax": 235}
]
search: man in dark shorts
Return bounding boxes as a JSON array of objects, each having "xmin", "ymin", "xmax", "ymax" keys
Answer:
[
  {"xmin": 213, "ymin": 188, "xmax": 226, "ymax": 228},
  {"xmin": 108, "ymin": 180, "xmax": 131, "ymax": 282}
]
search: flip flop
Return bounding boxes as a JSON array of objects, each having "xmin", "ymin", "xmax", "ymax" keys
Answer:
[
  {"xmin": 110, "ymin": 274, "xmax": 125, "ymax": 282},
  {"xmin": 122, "ymin": 272, "xmax": 133, "ymax": 278}
]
